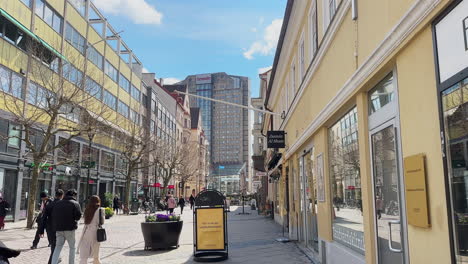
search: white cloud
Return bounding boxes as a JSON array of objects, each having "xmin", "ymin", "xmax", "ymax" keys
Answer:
[
  {"xmin": 243, "ymin": 19, "xmax": 282, "ymax": 60},
  {"xmin": 92, "ymin": 0, "xmax": 163, "ymax": 25},
  {"xmin": 163, "ymin": 78, "xmax": 181, "ymax": 85},
  {"xmin": 142, "ymin": 67, "xmax": 149, "ymax": 73},
  {"xmin": 258, "ymin": 66, "xmax": 272, "ymax": 74},
  {"xmin": 250, "ymin": 27, "xmax": 257, "ymax": 33}
]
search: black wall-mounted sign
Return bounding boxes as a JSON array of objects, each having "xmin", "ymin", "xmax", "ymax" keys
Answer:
[{"xmin": 267, "ymin": 131, "xmax": 285, "ymax": 148}]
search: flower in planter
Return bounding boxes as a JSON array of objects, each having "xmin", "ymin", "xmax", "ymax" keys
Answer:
[
  {"xmin": 145, "ymin": 213, "xmax": 180, "ymax": 222},
  {"xmin": 105, "ymin": 207, "xmax": 114, "ymax": 217}
]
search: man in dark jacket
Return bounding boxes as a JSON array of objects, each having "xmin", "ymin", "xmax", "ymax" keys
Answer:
[
  {"xmin": 39, "ymin": 189, "xmax": 63, "ymax": 264},
  {"xmin": 31, "ymin": 191, "xmax": 52, "ymax": 249},
  {"xmin": 50, "ymin": 189, "xmax": 81, "ymax": 264}
]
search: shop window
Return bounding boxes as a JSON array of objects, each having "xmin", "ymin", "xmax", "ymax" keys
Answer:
[
  {"xmin": 442, "ymin": 77, "xmax": 468, "ymax": 259},
  {"xmin": 82, "ymin": 145, "xmax": 99, "ymax": 169},
  {"xmin": 328, "ymin": 107, "xmax": 364, "ymax": 254},
  {"xmin": 369, "ymin": 73, "xmax": 395, "ymax": 114},
  {"xmin": 101, "ymin": 151, "xmax": 115, "ymax": 173},
  {"xmin": 57, "ymin": 138, "xmax": 79, "ymax": 165}
]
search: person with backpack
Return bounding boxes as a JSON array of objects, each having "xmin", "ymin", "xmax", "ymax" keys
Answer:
[
  {"xmin": 51, "ymin": 189, "xmax": 82, "ymax": 264},
  {"xmin": 0, "ymin": 195, "xmax": 10, "ymax": 230}
]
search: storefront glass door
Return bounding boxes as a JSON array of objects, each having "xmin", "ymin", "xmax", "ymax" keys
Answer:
[
  {"xmin": 371, "ymin": 123, "xmax": 404, "ymax": 264},
  {"xmin": 300, "ymin": 153, "xmax": 319, "ymax": 251}
]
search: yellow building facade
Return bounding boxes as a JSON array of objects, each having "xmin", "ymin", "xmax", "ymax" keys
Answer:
[
  {"xmin": 0, "ymin": 0, "xmax": 150, "ymax": 220},
  {"xmin": 263, "ymin": 0, "xmax": 467, "ymax": 263}
]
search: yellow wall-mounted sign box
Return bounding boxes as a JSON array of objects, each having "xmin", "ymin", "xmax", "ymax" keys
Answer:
[{"xmin": 404, "ymin": 154, "xmax": 430, "ymax": 228}]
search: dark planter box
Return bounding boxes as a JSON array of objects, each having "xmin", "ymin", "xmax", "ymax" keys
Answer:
[{"xmin": 141, "ymin": 221, "xmax": 183, "ymax": 250}]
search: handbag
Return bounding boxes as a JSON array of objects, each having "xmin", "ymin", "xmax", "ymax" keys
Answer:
[{"xmin": 97, "ymin": 208, "xmax": 107, "ymax": 242}]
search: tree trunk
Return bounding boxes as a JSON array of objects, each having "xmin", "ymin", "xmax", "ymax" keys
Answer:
[
  {"xmin": 124, "ymin": 165, "xmax": 134, "ymax": 214},
  {"xmin": 26, "ymin": 162, "xmax": 41, "ymax": 228}
]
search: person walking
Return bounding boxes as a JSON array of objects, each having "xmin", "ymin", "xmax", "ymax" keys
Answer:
[
  {"xmin": 39, "ymin": 189, "xmax": 64, "ymax": 264},
  {"xmin": 0, "ymin": 195, "xmax": 10, "ymax": 230},
  {"xmin": 189, "ymin": 193, "xmax": 195, "ymax": 210},
  {"xmin": 51, "ymin": 189, "xmax": 82, "ymax": 264},
  {"xmin": 167, "ymin": 195, "xmax": 176, "ymax": 214},
  {"xmin": 112, "ymin": 195, "xmax": 120, "ymax": 215},
  {"xmin": 376, "ymin": 196, "xmax": 384, "ymax": 220},
  {"xmin": 77, "ymin": 195, "xmax": 104, "ymax": 264},
  {"xmin": 31, "ymin": 191, "xmax": 52, "ymax": 249},
  {"xmin": 177, "ymin": 196, "xmax": 185, "ymax": 214}
]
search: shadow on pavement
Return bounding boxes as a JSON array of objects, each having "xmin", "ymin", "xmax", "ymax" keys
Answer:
[{"xmin": 122, "ymin": 248, "xmax": 176, "ymax": 257}]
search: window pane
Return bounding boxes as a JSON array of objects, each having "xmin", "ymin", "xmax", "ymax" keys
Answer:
[
  {"xmin": 52, "ymin": 13, "xmax": 62, "ymax": 33},
  {"xmin": 35, "ymin": 0, "xmax": 44, "ymax": 18},
  {"xmin": 21, "ymin": 0, "xmax": 31, "ymax": 7},
  {"xmin": 27, "ymin": 82, "xmax": 37, "ymax": 104},
  {"xmin": 11, "ymin": 73, "xmax": 23, "ymax": 98},
  {"xmin": 442, "ymin": 78, "xmax": 468, "ymax": 261},
  {"xmin": 369, "ymin": 73, "xmax": 395, "ymax": 114},
  {"xmin": 44, "ymin": 6, "xmax": 53, "ymax": 26},
  {"xmin": 8, "ymin": 124, "xmax": 20, "ymax": 147},
  {"xmin": 0, "ymin": 67, "xmax": 11, "ymax": 93},
  {"xmin": 329, "ymin": 106, "xmax": 363, "ymax": 254}
]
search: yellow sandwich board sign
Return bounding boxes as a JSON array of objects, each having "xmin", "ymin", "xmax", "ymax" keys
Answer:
[
  {"xmin": 196, "ymin": 207, "xmax": 225, "ymax": 250},
  {"xmin": 193, "ymin": 190, "xmax": 228, "ymax": 262}
]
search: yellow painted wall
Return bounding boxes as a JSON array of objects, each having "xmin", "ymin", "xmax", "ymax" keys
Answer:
[
  {"xmin": 105, "ymin": 46, "xmax": 119, "ymax": 70},
  {"xmin": 0, "ymin": 40, "xmax": 28, "ymax": 73},
  {"xmin": 46, "ymin": 0, "xmax": 65, "ymax": 16},
  {"xmin": 396, "ymin": 26, "xmax": 451, "ymax": 263},
  {"xmin": 0, "ymin": 0, "xmax": 31, "ymax": 28},
  {"xmin": 66, "ymin": 5, "xmax": 87, "ymax": 37},
  {"xmin": 34, "ymin": 18, "xmax": 62, "ymax": 51}
]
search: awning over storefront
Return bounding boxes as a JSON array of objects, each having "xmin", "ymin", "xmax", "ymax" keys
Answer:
[{"xmin": 0, "ymin": 8, "xmax": 67, "ymax": 62}]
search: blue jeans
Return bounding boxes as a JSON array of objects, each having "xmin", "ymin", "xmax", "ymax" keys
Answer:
[{"xmin": 51, "ymin": 230, "xmax": 76, "ymax": 264}]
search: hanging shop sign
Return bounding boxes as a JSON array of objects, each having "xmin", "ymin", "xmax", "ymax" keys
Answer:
[
  {"xmin": 267, "ymin": 131, "xmax": 285, "ymax": 148},
  {"xmin": 434, "ymin": 0, "xmax": 468, "ymax": 83},
  {"xmin": 193, "ymin": 190, "xmax": 228, "ymax": 262}
]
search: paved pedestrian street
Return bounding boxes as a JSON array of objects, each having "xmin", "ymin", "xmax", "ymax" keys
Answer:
[{"xmin": 1, "ymin": 206, "xmax": 312, "ymax": 264}]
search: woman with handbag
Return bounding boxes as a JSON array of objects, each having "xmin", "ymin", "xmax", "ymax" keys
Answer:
[{"xmin": 77, "ymin": 195, "xmax": 105, "ymax": 264}]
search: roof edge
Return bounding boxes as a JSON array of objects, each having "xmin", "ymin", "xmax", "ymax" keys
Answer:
[{"xmin": 265, "ymin": 0, "xmax": 294, "ymax": 108}]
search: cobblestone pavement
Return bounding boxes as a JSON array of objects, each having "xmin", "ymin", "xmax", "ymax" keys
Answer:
[{"xmin": 1, "ymin": 206, "xmax": 312, "ymax": 264}]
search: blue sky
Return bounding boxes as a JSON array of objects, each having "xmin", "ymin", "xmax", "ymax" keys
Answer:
[{"xmin": 92, "ymin": 0, "xmax": 287, "ymax": 98}]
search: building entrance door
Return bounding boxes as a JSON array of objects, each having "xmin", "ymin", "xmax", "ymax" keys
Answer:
[
  {"xmin": 370, "ymin": 121, "xmax": 406, "ymax": 264},
  {"xmin": 299, "ymin": 151, "xmax": 319, "ymax": 252}
]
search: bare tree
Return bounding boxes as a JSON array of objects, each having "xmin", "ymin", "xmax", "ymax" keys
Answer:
[
  {"xmin": 153, "ymin": 138, "xmax": 186, "ymax": 198},
  {"xmin": 176, "ymin": 141, "xmax": 200, "ymax": 197},
  {"xmin": 0, "ymin": 41, "xmax": 108, "ymax": 228}
]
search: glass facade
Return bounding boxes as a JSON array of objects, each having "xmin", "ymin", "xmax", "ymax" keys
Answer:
[
  {"xmin": 443, "ymin": 77, "xmax": 468, "ymax": 262},
  {"xmin": 196, "ymin": 84, "xmax": 213, "ymax": 141}
]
